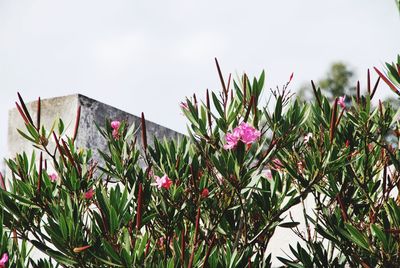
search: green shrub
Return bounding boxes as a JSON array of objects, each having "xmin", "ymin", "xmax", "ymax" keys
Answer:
[{"xmin": 1, "ymin": 57, "xmax": 400, "ymax": 267}]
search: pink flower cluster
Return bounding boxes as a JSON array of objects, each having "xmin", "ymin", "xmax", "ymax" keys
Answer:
[
  {"xmin": 155, "ymin": 174, "xmax": 173, "ymax": 190},
  {"xmin": 224, "ymin": 122, "xmax": 261, "ymax": 150},
  {"xmin": 0, "ymin": 253, "xmax": 8, "ymax": 268},
  {"xmin": 84, "ymin": 188, "xmax": 95, "ymax": 199},
  {"xmin": 201, "ymin": 188, "xmax": 209, "ymax": 198},
  {"xmin": 48, "ymin": 173, "xmax": 57, "ymax": 182},
  {"xmin": 111, "ymin": 120, "xmax": 121, "ymax": 140}
]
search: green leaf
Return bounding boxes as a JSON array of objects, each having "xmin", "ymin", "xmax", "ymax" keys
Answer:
[
  {"xmin": 212, "ymin": 92, "xmax": 224, "ymax": 118},
  {"xmin": 228, "ymin": 249, "xmax": 238, "ymax": 268},
  {"xmin": 102, "ymin": 239, "xmax": 122, "ymax": 264},
  {"xmin": 279, "ymin": 222, "xmax": 300, "ymax": 228},
  {"xmin": 109, "ymin": 207, "xmax": 118, "ymax": 235},
  {"xmin": 25, "ymin": 123, "xmax": 40, "ymax": 141},
  {"xmin": 344, "ymin": 224, "xmax": 370, "ymax": 251},
  {"xmin": 58, "ymin": 118, "xmax": 65, "ymax": 135},
  {"xmin": 90, "ymin": 252, "xmax": 125, "ymax": 267},
  {"xmin": 274, "ymin": 96, "xmax": 282, "ymax": 123},
  {"xmin": 1, "ymin": 190, "xmax": 40, "ymax": 208},
  {"xmin": 17, "ymin": 129, "xmax": 37, "ymax": 143},
  {"xmin": 31, "ymin": 240, "xmax": 77, "ymax": 266},
  {"xmin": 370, "ymin": 224, "xmax": 388, "ymax": 250}
]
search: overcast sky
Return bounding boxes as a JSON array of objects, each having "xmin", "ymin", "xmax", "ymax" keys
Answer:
[{"xmin": 1, "ymin": 0, "xmax": 399, "ymax": 159}]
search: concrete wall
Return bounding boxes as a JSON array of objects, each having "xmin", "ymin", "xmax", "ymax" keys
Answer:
[
  {"xmin": 8, "ymin": 94, "xmax": 78, "ymax": 160},
  {"xmin": 8, "ymin": 94, "xmax": 183, "ymax": 168}
]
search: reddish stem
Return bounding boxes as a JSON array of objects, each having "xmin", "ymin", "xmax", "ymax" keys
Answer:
[
  {"xmin": 61, "ymin": 139, "xmax": 81, "ymax": 176},
  {"xmin": 202, "ymin": 235, "xmax": 215, "ymax": 268},
  {"xmin": 52, "ymin": 132, "xmax": 67, "ymax": 166},
  {"xmin": 311, "ymin": 80, "xmax": 322, "ymax": 108},
  {"xmin": 374, "ymin": 67, "xmax": 400, "ymax": 96},
  {"xmin": 15, "ymin": 102, "xmax": 29, "ymax": 125},
  {"xmin": 193, "ymin": 94, "xmax": 198, "ymax": 112},
  {"xmin": 136, "ymin": 183, "xmax": 143, "ymax": 230},
  {"xmin": 145, "ymin": 239, "xmax": 150, "ymax": 256},
  {"xmin": 188, "ymin": 207, "xmax": 201, "ymax": 268},
  {"xmin": 73, "ymin": 106, "xmax": 81, "ymax": 142},
  {"xmin": 329, "ymin": 98, "xmax": 338, "ymax": 144},
  {"xmin": 336, "ymin": 194, "xmax": 348, "ymax": 221},
  {"xmin": 371, "ymin": 77, "xmax": 380, "ymax": 99},
  {"xmin": 215, "ymin": 58, "xmax": 227, "ymax": 97},
  {"xmin": 141, "ymin": 113, "xmax": 147, "ymax": 151},
  {"xmin": 17, "ymin": 92, "xmax": 34, "ymax": 125}
]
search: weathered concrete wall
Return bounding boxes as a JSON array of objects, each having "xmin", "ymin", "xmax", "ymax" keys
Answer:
[
  {"xmin": 8, "ymin": 94, "xmax": 78, "ymax": 160},
  {"xmin": 8, "ymin": 94, "xmax": 183, "ymax": 166}
]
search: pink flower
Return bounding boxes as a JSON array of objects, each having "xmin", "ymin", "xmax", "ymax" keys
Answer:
[
  {"xmin": 272, "ymin": 158, "xmax": 283, "ymax": 170},
  {"xmin": 201, "ymin": 188, "xmax": 209, "ymax": 198},
  {"xmin": 0, "ymin": 253, "xmax": 8, "ymax": 267},
  {"xmin": 238, "ymin": 122, "xmax": 261, "ymax": 145},
  {"xmin": 112, "ymin": 129, "xmax": 119, "ymax": 140},
  {"xmin": 338, "ymin": 96, "xmax": 346, "ymax": 109},
  {"xmin": 223, "ymin": 129, "xmax": 241, "ymax": 149},
  {"xmin": 111, "ymin": 120, "xmax": 121, "ymax": 140},
  {"xmin": 155, "ymin": 175, "xmax": 173, "ymax": 190},
  {"xmin": 224, "ymin": 122, "xmax": 260, "ymax": 149},
  {"xmin": 265, "ymin": 169, "xmax": 273, "ymax": 180},
  {"xmin": 48, "ymin": 173, "xmax": 57, "ymax": 182},
  {"xmin": 111, "ymin": 120, "xmax": 121, "ymax": 130},
  {"xmin": 84, "ymin": 188, "xmax": 95, "ymax": 199}
]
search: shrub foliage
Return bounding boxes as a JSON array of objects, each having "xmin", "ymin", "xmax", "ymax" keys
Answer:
[{"xmin": 1, "ymin": 58, "xmax": 400, "ymax": 267}]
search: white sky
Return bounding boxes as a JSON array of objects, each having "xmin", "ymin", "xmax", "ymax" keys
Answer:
[{"xmin": 0, "ymin": 0, "xmax": 399, "ymax": 159}]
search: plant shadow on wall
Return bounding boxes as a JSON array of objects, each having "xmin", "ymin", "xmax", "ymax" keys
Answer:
[{"xmin": 0, "ymin": 56, "xmax": 400, "ymax": 267}]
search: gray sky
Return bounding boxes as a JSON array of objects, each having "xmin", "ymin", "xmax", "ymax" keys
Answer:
[{"xmin": 1, "ymin": 0, "xmax": 399, "ymax": 159}]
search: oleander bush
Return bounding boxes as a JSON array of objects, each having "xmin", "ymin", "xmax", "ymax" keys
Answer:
[
  {"xmin": 279, "ymin": 55, "xmax": 400, "ymax": 268},
  {"xmin": 0, "ymin": 57, "xmax": 400, "ymax": 267}
]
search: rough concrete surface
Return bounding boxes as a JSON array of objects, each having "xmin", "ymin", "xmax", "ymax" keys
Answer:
[{"xmin": 8, "ymin": 94, "xmax": 183, "ymax": 169}]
